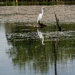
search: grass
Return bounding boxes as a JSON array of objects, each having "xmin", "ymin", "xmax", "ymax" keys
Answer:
[{"xmin": 0, "ymin": 1, "xmax": 75, "ymax": 6}]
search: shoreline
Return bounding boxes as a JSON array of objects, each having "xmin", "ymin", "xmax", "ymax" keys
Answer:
[{"xmin": 0, "ymin": 5, "xmax": 75, "ymax": 24}]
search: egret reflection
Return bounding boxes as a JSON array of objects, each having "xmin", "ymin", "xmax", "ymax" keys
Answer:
[{"xmin": 37, "ymin": 29, "xmax": 45, "ymax": 45}]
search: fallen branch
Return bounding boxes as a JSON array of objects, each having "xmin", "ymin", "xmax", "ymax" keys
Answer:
[{"xmin": 54, "ymin": 12, "xmax": 61, "ymax": 31}]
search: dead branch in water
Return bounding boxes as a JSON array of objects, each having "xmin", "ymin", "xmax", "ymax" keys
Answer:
[{"xmin": 54, "ymin": 13, "xmax": 61, "ymax": 31}]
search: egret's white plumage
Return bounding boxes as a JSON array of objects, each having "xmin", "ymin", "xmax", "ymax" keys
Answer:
[
  {"xmin": 37, "ymin": 7, "xmax": 44, "ymax": 23},
  {"xmin": 37, "ymin": 29, "xmax": 45, "ymax": 45}
]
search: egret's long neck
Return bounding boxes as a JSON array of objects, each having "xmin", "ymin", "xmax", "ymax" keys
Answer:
[{"xmin": 41, "ymin": 8, "xmax": 43, "ymax": 15}]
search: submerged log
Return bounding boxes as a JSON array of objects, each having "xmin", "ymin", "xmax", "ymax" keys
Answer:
[{"xmin": 38, "ymin": 21, "xmax": 47, "ymax": 28}]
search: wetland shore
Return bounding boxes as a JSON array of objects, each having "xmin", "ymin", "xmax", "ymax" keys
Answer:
[{"xmin": 0, "ymin": 5, "xmax": 75, "ymax": 24}]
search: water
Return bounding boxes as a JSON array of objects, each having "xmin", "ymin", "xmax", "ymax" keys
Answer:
[{"xmin": 0, "ymin": 22, "xmax": 75, "ymax": 75}]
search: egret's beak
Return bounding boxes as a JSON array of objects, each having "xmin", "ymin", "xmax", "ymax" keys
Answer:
[
  {"xmin": 43, "ymin": 6, "xmax": 46, "ymax": 8},
  {"xmin": 42, "ymin": 6, "xmax": 46, "ymax": 9}
]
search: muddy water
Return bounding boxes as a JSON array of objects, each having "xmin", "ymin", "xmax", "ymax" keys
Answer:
[{"xmin": 0, "ymin": 22, "xmax": 75, "ymax": 75}]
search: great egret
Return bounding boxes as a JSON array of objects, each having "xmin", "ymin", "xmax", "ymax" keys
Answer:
[
  {"xmin": 37, "ymin": 29, "xmax": 45, "ymax": 45},
  {"xmin": 37, "ymin": 7, "xmax": 44, "ymax": 23}
]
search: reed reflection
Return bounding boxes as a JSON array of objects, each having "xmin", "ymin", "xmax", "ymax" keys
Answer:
[{"xmin": 52, "ymin": 32, "xmax": 60, "ymax": 75}]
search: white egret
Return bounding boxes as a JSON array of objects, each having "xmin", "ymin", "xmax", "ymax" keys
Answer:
[
  {"xmin": 37, "ymin": 7, "xmax": 44, "ymax": 23},
  {"xmin": 37, "ymin": 29, "xmax": 45, "ymax": 45}
]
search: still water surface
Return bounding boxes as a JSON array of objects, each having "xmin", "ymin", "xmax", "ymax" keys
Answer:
[{"xmin": 0, "ymin": 22, "xmax": 75, "ymax": 75}]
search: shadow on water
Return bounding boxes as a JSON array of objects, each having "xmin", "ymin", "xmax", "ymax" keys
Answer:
[{"xmin": 1, "ymin": 22, "xmax": 75, "ymax": 75}]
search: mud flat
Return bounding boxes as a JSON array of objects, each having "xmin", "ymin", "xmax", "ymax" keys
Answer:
[{"xmin": 0, "ymin": 5, "xmax": 75, "ymax": 24}]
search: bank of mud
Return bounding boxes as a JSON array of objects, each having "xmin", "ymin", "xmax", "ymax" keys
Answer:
[{"xmin": 0, "ymin": 5, "xmax": 75, "ymax": 25}]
